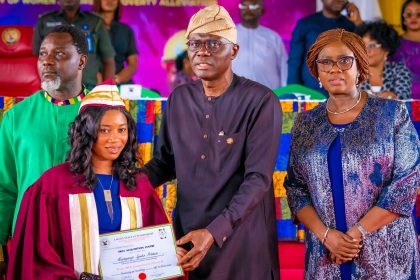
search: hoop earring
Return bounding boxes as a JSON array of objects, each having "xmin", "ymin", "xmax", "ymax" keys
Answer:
[{"xmin": 318, "ymin": 77, "xmax": 322, "ymax": 88}]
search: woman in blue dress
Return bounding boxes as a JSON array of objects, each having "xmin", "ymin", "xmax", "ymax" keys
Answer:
[{"xmin": 284, "ymin": 29, "xmax": 419, "ymax": 279}]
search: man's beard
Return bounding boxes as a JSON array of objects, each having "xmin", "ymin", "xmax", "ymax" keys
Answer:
[{"xmin": 41, "ymin": 77, "xmax": 61, "ymax": 94}]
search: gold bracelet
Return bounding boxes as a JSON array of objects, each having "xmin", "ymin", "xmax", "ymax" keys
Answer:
[{"xmin": 322, "ymin": 227, "xmax": 330, "ymax": 245}]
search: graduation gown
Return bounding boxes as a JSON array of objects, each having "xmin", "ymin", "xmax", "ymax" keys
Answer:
[{"xmin": 7, "ymin": 162, "xmax": 168, "ymax": 280}]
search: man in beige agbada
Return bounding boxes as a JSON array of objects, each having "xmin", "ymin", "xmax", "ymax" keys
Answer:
[{"xmin": 145, "ymin": 5, "xmax": 282, "ymax": 279}]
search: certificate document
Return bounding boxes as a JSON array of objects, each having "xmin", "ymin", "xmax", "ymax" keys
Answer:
[{"xmin": 99, "ymin": 224, "xmax": 184, "ymax": 280}]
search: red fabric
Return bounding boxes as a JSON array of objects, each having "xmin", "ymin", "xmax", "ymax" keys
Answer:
[
  {"xmin": 0, "ymin": 26, "xmax": 33, "ymax": 56},
  {"xmin": 6, "ymin": 240, "xmax": 10, "ymax": 255},
  {"xmin": 8, "ymin": 169, "xmax": 76, "ymax": 279},
  {"xmin": 0, "ymin": 26, "xmax": 40, "ymax": 97},
  {"xmin": 145, "ymin": 101, "xmax": 155, "ymax": 124},
  {"xmin": 279, "ymin": 241, "xmax": 304, "ymax": 280},
  {"xmin": 7, "ymin": 163, "xmax": 168, "ymax": 280},
  {"xmin": 97, "ymin": 78, "xmax": 116, "ymax": 86},
  {"xmin": 0, "ymin": 56, "xmax": 40, "ymax": 97},
  {"xmin": 281, "ymin": 269, "xmax": 305, "ymax": 280},
  {"xmin": 411, "ymin": 101, "xmax": 420, "ymax": 121},
  {"xmin": 275, "ymin": 197, "xmax": 282, "ymax": 219}
]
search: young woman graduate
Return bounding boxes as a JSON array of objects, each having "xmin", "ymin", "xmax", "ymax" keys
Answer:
[{"xmin": 7, "ymin": 81, "xmax": 171, "ymax": 279}]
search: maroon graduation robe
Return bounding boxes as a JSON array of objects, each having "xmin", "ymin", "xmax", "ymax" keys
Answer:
[
  {"xmin": 146, "ymin": 75, "xmax": 282, "ymax": 279},
  {"xmin": 7, "ymin": 162, "xmax": 168, "ymax": 280}
]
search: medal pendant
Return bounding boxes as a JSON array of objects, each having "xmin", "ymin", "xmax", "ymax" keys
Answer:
[{"xmin": 104, "ymin": 190, "xmax": 112, "ymax": 202}]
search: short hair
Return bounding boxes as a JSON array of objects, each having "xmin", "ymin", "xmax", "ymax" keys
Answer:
[
  {"xmin": 93, "ymin": 0, "xmax": 122, "ymax": 21},
  {"xmin": 44, "ymin": 25, "xmax": 88, "ymax": 56},
  {"xmin": 306, "ymin": 29, "xmax": 369, "ymax": 84},
  {"xmin": 354, "ymin": 21, "xmax": 400, "ymax": 56},
  {"xmin": 401, "ymin": 0, "xmax": 420, "ymax": 31}
]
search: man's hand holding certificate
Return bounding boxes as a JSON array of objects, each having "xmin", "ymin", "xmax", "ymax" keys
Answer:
[{"xmin": 99, "ymin": 224, "xmax": 184, "ymax": 280}]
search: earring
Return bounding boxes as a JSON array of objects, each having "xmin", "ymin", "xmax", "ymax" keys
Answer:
[
  {"xmin": 355, "ymin": 74, "xmax": 360, "ymax": 86},
  {"xmin": 318, "ymin": 77, "xmax": 322, "ymax": 88}
]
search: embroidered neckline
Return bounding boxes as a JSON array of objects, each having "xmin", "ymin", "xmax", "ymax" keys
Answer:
[
  {"xmin": 332, "ymin": 123, "xmax": 351, "ymax": 133},
  {"xmin": 333, "ymin": 126, "xmax": 347, "ymax": 133},
  {"xmin": 43, "ymin": 85, "xmax": 87, "ymax": 106}
]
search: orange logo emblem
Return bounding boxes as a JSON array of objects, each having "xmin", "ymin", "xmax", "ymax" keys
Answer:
[{"xmin": 2, "ymin": 28, "xmax": 21, "ymax": 45}]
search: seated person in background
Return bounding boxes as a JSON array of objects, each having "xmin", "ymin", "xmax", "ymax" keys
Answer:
[
  {"xmin": 93, "ymin": 0, "xmax": 138, "ymax": 85},
  {"xmin": 171, "ymin": 50, "xmax": 197, "ymax": 89},
  {"xmin": 389, "ymin": 0, "xmax": 420, "ymax": 99},
  {"xmin": 6, "ymin": 82, "xmax": 174, "ymax": 279},
  {"xmin": 232, "ymin": 0, "xmax": 288, "ymax": 89},
  {"xmin": 287, "ymin": 0, "xmax": 362, "ymax": 96},
  {"xmin": 33, "ymin": 0, "xmax": 115, "ymax": 90},
  {"xmin": 356, "ymin": 21, "xmax": 412, "ymax": 99}
]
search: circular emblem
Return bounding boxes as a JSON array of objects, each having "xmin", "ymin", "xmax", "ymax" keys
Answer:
[
  {"xmin": 138, "ymin": 272, "xmax": 147, "ymax": 279},
  {"xmin": 100, "ymin": 238, "xmax": 110, "ymax": 247},
  {"xmin": 2, "ymin": 28, "xmax": 21, "ymax": 46}
]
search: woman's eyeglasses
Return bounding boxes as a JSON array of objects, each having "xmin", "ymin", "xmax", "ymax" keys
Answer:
[
  {"xmin": 365, "ymin": 42, "xmax": 382, "ymax": 50},
  {"xmin": 238, "ymin": 3, "xmax": 261, "ymax": 10},
  {"xmin": 316, "ymin": 56, "xmax": 356, "ymax": 72},
  {"xmin": 403, "ymin": 11, "xmax": 420, "ymax": 19},
  {"xmin": 186, "ymin": 39, "xmax": 233, "ymax": 53}
]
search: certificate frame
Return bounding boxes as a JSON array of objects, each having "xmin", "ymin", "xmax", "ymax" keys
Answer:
[{"xmin": 99, "ymin": 223, "xmax": 184, "ymax": 280}]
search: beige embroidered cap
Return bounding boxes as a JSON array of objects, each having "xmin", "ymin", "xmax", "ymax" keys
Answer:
[{"xmin": 185, "ymin": 5, "xmax": 237, "ymax": 44}]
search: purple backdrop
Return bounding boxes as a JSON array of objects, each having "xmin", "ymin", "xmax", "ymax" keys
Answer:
[{"xmin": 0, "ymin": 1, "xmax": 315, "ymax": 95}]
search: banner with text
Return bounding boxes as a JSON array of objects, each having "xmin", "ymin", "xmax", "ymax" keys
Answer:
[{"xmin": 0, "ymin": 0, "xmax": 315, "ymax": 95}]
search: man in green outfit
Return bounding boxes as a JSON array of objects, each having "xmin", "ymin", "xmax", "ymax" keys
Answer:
[
  {"xmin": 0, "ymin": 25, "xmax": 88, "ymax": 277},
  {"xmin": 33, "ymin": 0, "xmax": 115, "ymax": 89}
]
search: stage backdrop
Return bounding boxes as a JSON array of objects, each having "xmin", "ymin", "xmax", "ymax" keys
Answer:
[{"xmin": 0, "ymin": 0, "xmax": 315, "ymax": 96}]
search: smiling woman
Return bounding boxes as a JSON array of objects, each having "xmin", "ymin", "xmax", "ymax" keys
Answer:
[
  {"xmin": 6, "ymin": 81, "xmax": 172, "ymax": 280},
  {"xmin": 284, "ymin": 29, "xmax": 420, "ymax": 280},
  {"xmin": 91, "ymin": 110, "xmax": 129, "ymax": 171}
]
